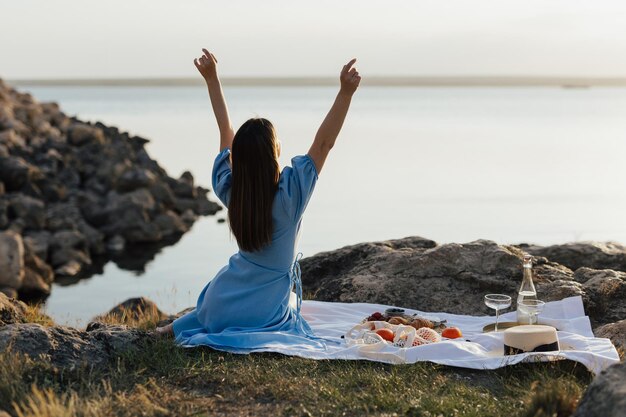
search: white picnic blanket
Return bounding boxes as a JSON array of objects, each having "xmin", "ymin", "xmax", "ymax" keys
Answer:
[{"xmin": 223, "ymin": 296, "xmax": 620, "ymax": 374}]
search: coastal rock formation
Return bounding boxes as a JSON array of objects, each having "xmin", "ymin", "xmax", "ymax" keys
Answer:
[
  {"xmin": 0, "ymin": 79, "xmax": 221, "ymax": 299},
  {"xmin": 573, "ymin": 361, "xmax": 626, "ymax": 417},
  {"xmin": 517, "ymin": 241, "xmax": 626, "ymax": 273},
  {"xmin": 300, "ymin": 237, "xmax": 625, "ymax": 327},
  {"xmin": 0, "ymin": 322, "xmax": 150, "ymax": 370},
  {"xmin": 0, "ymin": 293, "xmax": 151, "ymax": 370}
]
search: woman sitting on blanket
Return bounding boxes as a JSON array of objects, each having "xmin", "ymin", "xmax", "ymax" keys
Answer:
[{"xmin": 155, "ymin": 49, "xmax": 360, "ymax": 350}]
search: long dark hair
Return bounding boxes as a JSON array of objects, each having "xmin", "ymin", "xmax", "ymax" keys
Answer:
[{"xmin": 228, "ymin": 118, "xmax": 280, "ymax": 252}]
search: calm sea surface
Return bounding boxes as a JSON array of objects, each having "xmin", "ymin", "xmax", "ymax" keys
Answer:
[{"xmin": 15, "ymin": 84, "xmax": 626, "ymax": 325}]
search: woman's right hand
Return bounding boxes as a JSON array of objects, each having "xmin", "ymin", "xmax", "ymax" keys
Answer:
[
  {"xmin": 339, "ymin": 58, "xmax": 361, "ymax": 95},
  {"xmin": 194, "ymin": 48, "xmax": 218, "ymax": 82}
]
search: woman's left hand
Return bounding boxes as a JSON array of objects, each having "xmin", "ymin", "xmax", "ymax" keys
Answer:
[{"xmin": 194, "ymin": 48, "xmax": 218, "ymax": 81}]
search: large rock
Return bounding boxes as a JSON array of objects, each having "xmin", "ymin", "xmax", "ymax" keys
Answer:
[
  {"xmin": 0, "ymin": 292, "xmax": 28, "ymax": 325},
  {"xmin": 520, "ymin": 241, "xmax": 626, "ymax": 273},
  {"xmin": 0, "ymin": 230, "xmax": 24, "ymax": 290},
  {"xmin": 95, "ymin": 189, "xmax": 162, "ymax": 243},
  {"xmin": 300, "ymin": 237, "xmax": 623, "ymax": 325},
  {"xmin": 20, "ymin": 245, "xmax": 54, "ymax": 296},
  {"xmin": 574, "ymin": 268, "xmax": 626, "ymax": 326},
  {"xmin": 153, "ymin": 210, "xmax": 188, "ymax": 237},
  {"xmin": 0, "ymin": 322, "xmax": 150, "ymax": 370},
  {"xmin": 594, "ymin": 320, "xmax": 626, "ymax": 354},
  {"xmin": 22, "ymin": 230, "xmax": 51, "ymax": 260},
  {"xmin": 99, "ymin": 297, "xmax": 167, "ymax": 323},
  {"xmin": 0, "ymin": 156, "xmax": 40, "ymax": 191},
  {"xmin": 116, "ymin": 168, "xmax": 157, "ymax": 192},
  {"xmin": 67, "ymin": 122, "xmax": 105, "ymax": 146},
  {"xmin": 573, "ymin": 362, "xmax": 626, "ymax": 417},
  {"xmin": 7, "ymin": 193, "xmax": 46, "ymax": 230},
  {"xmin": 49, "ymin": 229, "xmax": 92, "ymax": 276}
]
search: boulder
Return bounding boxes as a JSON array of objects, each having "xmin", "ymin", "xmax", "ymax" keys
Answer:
[
  {"xmin": 22, "ymin": 230, "xmax": 51, "ymax": 260},
  {"xmin": 575, "ymin": 268, "xmax": 626, "ymax": 326},
  {"xmin": 594, "ymin": 320, "xmax": 626, "ymax": 355},
  {"xmin": 116, "ymin": 168, "xmax": 157, "ymax": 192},
  {"xmin": 20, "ymin": 267, "xmax": 51, "ymax": 296},
  {"xmin": 67, "ymin": 123, "xmax": 105, "ymax": 146},
  {"xmin": 153, "ymin": 210, "xmax": 188, "ymax": 236},
  {"xmin": 300, "ymin": 237, "xmax": 607, "ymax": 321},
  {"xmin": 97, "ymin": 189, "xmax": 162, "ymax": 242},
  {"xmin": 49, "ymin": 229, "xmax": 91, "ymax": 276},
  {"xmin": 100, "ymin": 297, "xmax": 166, "ymax": 323},
  {"xmin": 45, "ymin": 201, "xmax": 83, "ymax": 231},
  {"xmin": 520, "ymin": 241, "xmax": 626, "ymax": 273},
  {"xmin": 0, "ymin": 292, "xmax": 28, "ymax": 325},
  {"xmin": 0, "ymin": 156, "xmax": 39, "ymax": 191},
  {"xmin": 167, "ymin": 171, "xmax": 197, "ymax": 198},
  {"xmin": 0, "ymin": 230, "xmax": 24, "ymax": 290},
  {"xmin": 0, "ymin": 129, "xmax": 26, "ymax": 149},
  {"xmin": 180, "ymin": 209, "xmax": 197, "ymax": 223},
  {"xmin": 196, "ymin": 196, "xmax": 221, "ymax": 215},
  {"xmin": 86, "ymin": 322, "xmax": 150, "ymax": 353},
  {"xmin": 20, "ymin": 245, "xmax": 54, "ymax": 296},
  {"xmin": 149, "ymin": 182, "xmax": 176, "ymax": 208},
  {"xmin": 0, "ymin": 322, "xmax": 149, "ymax": 370},
  {"xmin": 573, "ymin": 362, "xmax": 626, "ymax": 417},
  {"xmin": 7, "ymin": 193, "xmax": 46, "ymax": 230}
]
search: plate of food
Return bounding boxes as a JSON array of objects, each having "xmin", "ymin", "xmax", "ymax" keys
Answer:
[{"xmin": 363, "ymin": 307, "xmax": 447, "ymax": 331}]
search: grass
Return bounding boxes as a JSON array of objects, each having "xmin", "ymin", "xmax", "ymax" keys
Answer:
[
  {"xmin": 21, "ymin": 303, "xmax": 55, "ymax": 327},
  {"xmin": 0, "ymin": 305, "xmax": 595, "ymax": 417}
]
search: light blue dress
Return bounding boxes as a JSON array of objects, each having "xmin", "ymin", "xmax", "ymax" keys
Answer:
[{"xmin": 172, "ymin": 148, "xmax": 335, "ymax": 352}]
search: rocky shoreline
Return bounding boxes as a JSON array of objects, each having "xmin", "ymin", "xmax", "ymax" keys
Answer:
[
  {"xmin": 1, "ymin": 236, "xmax": 625, "ymax": 415},
  {"xmin": 0, "ymin": 79, "xmax": 221, "ymax": 299}
]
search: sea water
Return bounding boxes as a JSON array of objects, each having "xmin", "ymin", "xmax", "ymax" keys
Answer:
[{"xmin": 12, "ymin": 84, "xmax": 626, "ymax": 325}]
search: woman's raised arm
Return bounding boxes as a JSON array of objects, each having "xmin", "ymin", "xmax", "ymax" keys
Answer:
[
  {"xmin": 307, "ymin": 58, "xmax": 361, "ymax": 174},
  {"xmin": 194, "ymin": 48, "xmax": 235, "ymax": 152}
]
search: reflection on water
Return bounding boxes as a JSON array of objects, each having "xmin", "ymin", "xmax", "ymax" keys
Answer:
[{"xmin": 15, "ymin": 84, "xmax": 626, "ymax": 325}]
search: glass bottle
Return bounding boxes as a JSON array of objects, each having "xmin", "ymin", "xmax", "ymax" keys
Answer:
[{"xmin": 516, "ymin": 254, "xmax": 538, "ymax": 324}]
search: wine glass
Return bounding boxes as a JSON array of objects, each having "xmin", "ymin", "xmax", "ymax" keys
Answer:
[
  {"xmin": 484, "ymin": 294, "xmax": 512, "ymax": 332},
  {"xmin": 518, "ymin": 299, "xmax": 545, "ymax": 325}
]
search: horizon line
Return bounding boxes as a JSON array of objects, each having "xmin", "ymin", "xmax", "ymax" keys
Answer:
[{"xmin": 5, "ymin": 75, "xmax": 626, "ymax": 87}]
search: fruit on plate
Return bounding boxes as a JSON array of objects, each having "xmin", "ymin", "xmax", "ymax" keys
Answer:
[
  {"xmin": 416, "ymin": 327, "xmax": 441, "ymax": 343},
  {"xmin": 366, "ymin": 312, "xmax": 384, "ymax": 321},
  {"xmin": 375, "ymin": 328, "xmax": 395, "ymax": 342},
  {"xmin": 442, "ymin": 327, "xmax": 463, "ymax": 339}
]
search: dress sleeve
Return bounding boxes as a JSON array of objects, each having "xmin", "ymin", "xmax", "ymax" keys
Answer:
[
  {"xmin": 279, "ymin": 153, "xmax": 319, "ymax": 221},
  {"xmin": 211, "ymin": 148, "xmax": 232, "ymax": 206}
]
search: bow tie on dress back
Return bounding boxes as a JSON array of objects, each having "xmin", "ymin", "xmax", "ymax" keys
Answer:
[{"xmin": 291, "ymin": 252, "xmax": 304, "ymax": 324}]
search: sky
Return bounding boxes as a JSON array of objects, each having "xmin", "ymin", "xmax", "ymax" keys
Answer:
[{"xmin": 2, "ymin": 0, "xmax": 626, "ymax": 79}]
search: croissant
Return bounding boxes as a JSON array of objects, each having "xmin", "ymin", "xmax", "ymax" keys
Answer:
[
  {"xmin": 410, "ymin": 317, "xmax": 433, "ymax": 329},
  {"xmin": 388, "ymin": 316, "xmax": 409, "ymax": 325}
]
